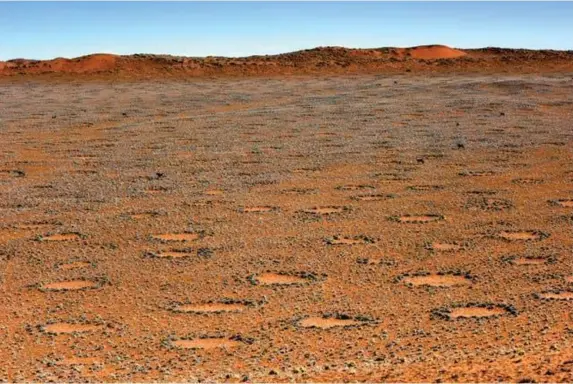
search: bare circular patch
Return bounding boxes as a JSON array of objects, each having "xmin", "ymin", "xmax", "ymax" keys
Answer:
[
  {"xmin": 57, "ymin": 261, "xmax": 92, "ymax": 271},
  {"xmin": 537, "ymin": 291, "xmax": 573, "ymax": 301},
  {"xmin": 39, "ymin": 233, "xmax": 81, "ymax": 242},
  {"xmin": 550, "ymin": 199, "xmax": 573, "ymax": 208},
  {"xmin": 281, "ymin": 188, "xmax": 318, "ymax": 195},
  {"xmin": 351, "ymin": 194, "xmax": 395, "ymax": 201},
  {"xmin": 56, "ymin": 356, "xmax": 100, "ymax": 366},
  {"xmin": 459, "ymin": 170, "xmax": 496, "ymax": 177},
  {"xmin": 146, "ymin": 186, "xmax": 170, "ymax": 194},
  {"xmin": 498, "ymin": 230, "xmax": 548, "ymax": 242},
  {"xmin": 298, "ymin": 317, "xmax": 361, "ymax": 329},
  {"xmin": 130, "ymin": 212, "xmax": 160, "ymax": 220},
  {"xmin": 239, "ymin": 206, "xmax": 277, "ymax": 213},
  {"xmin": 303, "ymin": 206, "xmax": 345, "ymax": 215},
  {"xmin": 356, "ymin": 257, "xmax": 395, "ymax": 266},
  {"xmin": 427, "ymin": 242, "xmax": 463, "ymax": 252},
  {"xmin": 172, "ymin": 338, "xmax": 241, "ymax": 350},
  {"xmin": 325, "ymin": 235, "xmax": 375, "ymax": 246},
  {"xmin": 0, "ymin": 169, "xmax": 25, "ymax": 178},
  {"xmin": 40, "ymin": 280, "xmax": 100, "ymax": 291},
  {"xmin": 71, "ymin": 169, "xmax": 98, "ymax": 175},
  {"xmin": 204, "ymin": 189, "xmax": 224, "ymax": 196},
  {"xmin": 465, "ymin": 189, "xmax": 497, "ymax": 196},
  {"xmin": 292, "ymin": 168, "xmax": 320, "ymax": 174},
  {"xmin": 151, "ymin": 233, "xmax": 199, "ymax": 242},
  {"xmin": 336, "ymin": 184, "xmax": 375, "ymax": 191},
  {"xmin": 174, "ymin": 302, "xmax": 248, "ymax": 313},
  {"xmin": 449, "ymin": 307, "xmax": 507, "ymax": 318},
  {"xmin": 432, "ymin": 304, "xmax": 515, "ymax": 320},
  {"xmin": 407, "ymin": 185, "xmax": 444, "ymax": 192},
  {"xmin": 42, "ymin": 323, "xmax": 102, "ymax": 334},
  {"xmin": 252, "ymin": 272, "xmax": 317, "ymax": 286},
  {"xmin": 512, "ymin": 257, "xmax": 549, "ymax": 266},
  {"xmin": 15, "ymin": 221, "xmax": 58, "ymax": 231},
  {"xmin": 402, "ymin": 274, "xmax": 471, "ymax": 287},
  {"xmin": 297, "ymin": 312, "xmax": 375, "ymax": 329},
  {"xmin": 392, "ymin": 214, "xmax": 444, "ymax": 224},
  {"xmin": 377, "ymin": 172, "xmax": 410, "ymax": 181},
  {"xmin": 512, "ymin": 178, "xmax": 544, "ymax": 185}
]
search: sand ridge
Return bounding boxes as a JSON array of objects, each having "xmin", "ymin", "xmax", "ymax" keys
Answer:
[{"xmin": 1, "ymin": 45, "xmax": 572, "ymax": 79}]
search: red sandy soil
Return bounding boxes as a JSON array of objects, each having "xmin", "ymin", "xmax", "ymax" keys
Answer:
[
  {"xmin": 1, "ymin": 45, "xmax": 572, "ymax": 79},
  {"xmin": 1, "ymin": 54, "xmax": 573, "ymax": 382}
]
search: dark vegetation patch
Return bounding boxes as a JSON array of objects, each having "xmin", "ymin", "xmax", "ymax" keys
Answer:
[
  {"xmin": 512, "ymin": 178, "xmax": 544, "ymax": 185},
  {"xmin": 464, "ymin": 197, "xmax": 514, "ymax": 211},
  {"xmin": 0, "ymin": 169, "xmax": 26, "ymax": 178},
  {"xmin": 324, "ymin": 234, "xmax": 377, "ymax": 246},
  {"xmin": 458, "ymin": 170, "xmax": 496, "ymax": 177}
]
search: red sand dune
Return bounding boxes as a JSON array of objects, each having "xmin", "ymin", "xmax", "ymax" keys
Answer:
[
  {"xmin": 1, "ymin": 45, "xmax": 571, "ymax": 79},
  {"xmin": 48, "ymin": 54, "xmax": 117, "ymax": 73},
  {"xmin": 403, "ymin": 45, "xmax": 467, "ymax": 59},
  {"xmin": 1, "ymin": 53, "xmax": 117, "ymax": 74}
]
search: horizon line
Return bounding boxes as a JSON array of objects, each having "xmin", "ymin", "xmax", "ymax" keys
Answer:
[{"xmin": 3, "ymin": 44, "xmax": 572, "ymax": 62}]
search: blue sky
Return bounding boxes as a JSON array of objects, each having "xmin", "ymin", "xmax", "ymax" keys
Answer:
[{"xmin": 1, "ymin": 2, "xmax": 571, "ymax": 60}]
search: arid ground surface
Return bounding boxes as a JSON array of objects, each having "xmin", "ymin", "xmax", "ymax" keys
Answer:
[{"xmin": 1, "ymin": 73, "xmax": 573, "ymax": 382}]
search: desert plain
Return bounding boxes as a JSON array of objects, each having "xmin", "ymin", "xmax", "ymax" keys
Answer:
[{"xmin": 0, "ymin": 46, "xmax": 573, "ymax": 382}]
